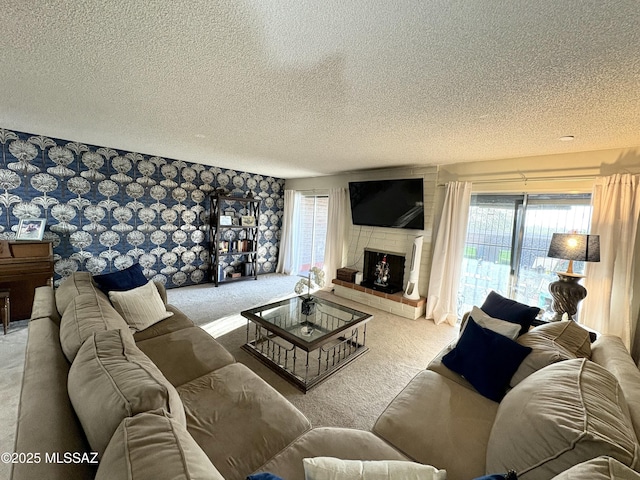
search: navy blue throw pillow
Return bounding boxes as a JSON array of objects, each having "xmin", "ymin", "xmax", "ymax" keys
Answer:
[
  {"xmin": 442, "ymin": 318, "xmax": 532, "ymax": 402},
  {"xmin": 247, "ymin": 474, "xmax": 285, "ymax": 480},
  {"xmin": 481, "ymin": 291, "xmax": 541, "ymax": 336},
  {"xmin": 93, "ymin": 263, "xmax": 148, "ymax": 293}
]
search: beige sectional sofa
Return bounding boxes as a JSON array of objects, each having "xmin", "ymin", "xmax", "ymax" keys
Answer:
[
  {"xmin": 11, "ymin": 272, "xmax": 406, "ymax": 480},
  {"xmin": 12, "ymin": 271, "xmax": 640, "ymax": 479},
  {"xmin": 374, "ymin": 318, "xmax": 640, "ymax": 480}
]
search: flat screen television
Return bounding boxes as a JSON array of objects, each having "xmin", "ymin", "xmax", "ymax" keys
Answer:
[{"xmin": 348, "ymin": 178, "xmax": 424, "ymax": 229}]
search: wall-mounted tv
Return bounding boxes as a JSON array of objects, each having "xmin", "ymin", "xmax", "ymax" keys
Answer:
[{"xmin": 348, "ymin": 178, "xmax": 424, "ymax": 230}]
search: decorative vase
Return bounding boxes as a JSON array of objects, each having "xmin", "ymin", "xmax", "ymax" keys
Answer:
[
  {"xmin": 301, "ymin": 296, "xmax": 316, "ymax": 316},
  {"xmin": 548, "ymin": 272, "xmax": 587, "ymax": 321}
]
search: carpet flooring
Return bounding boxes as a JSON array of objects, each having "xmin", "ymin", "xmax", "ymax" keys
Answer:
[
  {"xmin": 213, "ymin": 294, "xmax": 457, "ymax": 430},
  {"xmin": 166, "ymin": 276, "xmax": 457, "ymax": 430},
  {"xmin": 0, "ymin": 274, "xmax": 457, "ymax": 479}
]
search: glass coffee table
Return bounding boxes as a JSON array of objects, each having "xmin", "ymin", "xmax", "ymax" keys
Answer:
[{"xmin": 241, "ymin": 295, "xmax": 372, "ymax": 393}]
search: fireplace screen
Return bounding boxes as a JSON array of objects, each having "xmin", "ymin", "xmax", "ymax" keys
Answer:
[{"xmin": 361, "ymin": 249, "xmax": 405, "ymax": 294}]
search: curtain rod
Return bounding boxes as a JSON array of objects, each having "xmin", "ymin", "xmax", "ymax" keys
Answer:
[
  {"xmin": 437, "ymin": 168, "xmax": 639, "ymax": 187},
  {"xmin": 437, "ymin": 174, "xmax": 599, "ymax": 187}
]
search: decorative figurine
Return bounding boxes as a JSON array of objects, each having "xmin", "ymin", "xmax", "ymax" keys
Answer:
[{"xmin": 374, "ymin": 254, "xmax": 390, "ymax": 287}]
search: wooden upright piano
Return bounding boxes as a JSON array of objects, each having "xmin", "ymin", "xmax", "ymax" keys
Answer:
[{"xmin": 0, "ymin": 241, "xmax": 54, "ymax": 322}]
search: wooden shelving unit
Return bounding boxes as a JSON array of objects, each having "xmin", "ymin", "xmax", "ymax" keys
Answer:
[{"xmin": 208, "ymin": 193, "xmax": 261, "ymax": 286}]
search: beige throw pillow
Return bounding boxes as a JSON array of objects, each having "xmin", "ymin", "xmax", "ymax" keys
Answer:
[
  {"xmin": 108, "ymin": 280, "xmax": 173, "ymax": 332},
  {"xmin": 302, "ymin": 457, "xmax": 447, "ymax": 480},
  {"xmin": 509, "ymin": 320, "xmax": 592, "ymax": 387},
  {"xmin": 461, "ymin": 306, "xmax": 522, "ymax": 340},
  {"xmin": 68, "ymin": 329, "xmax": 186, "ymax": 457},
  {"xmin": 531, "ymin": 320, "xmax": 591, "ymax": 358},
  {"xmin": 509, "ymin": 334, "xmax": 575, "ymax": 387}
]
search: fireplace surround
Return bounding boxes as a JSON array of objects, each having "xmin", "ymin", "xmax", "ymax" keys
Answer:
[
  {"xmin": 361, "ymin": 249, "xmax": 405, "ymax": 294},
  {"xmin": 332, "ymin": 247, "xmax": 426, "ymax": 320}
]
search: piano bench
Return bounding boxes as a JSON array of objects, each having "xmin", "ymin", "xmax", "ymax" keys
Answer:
[{"xmin": 0, "ymin": 290, "xmax": 9, "ymax": 335}]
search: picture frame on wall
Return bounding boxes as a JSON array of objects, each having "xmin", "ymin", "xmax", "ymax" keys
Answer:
[
  {"xmin": 241, "ymin": 215, "xmax": 256, "ymax": 227},
  {"xmin": 220, "ymin": 215, "xmax": 233, "ymax": 226},
  {"xmin": 16, "ymin": 218, "xmax": 46, "ymax": 241}
]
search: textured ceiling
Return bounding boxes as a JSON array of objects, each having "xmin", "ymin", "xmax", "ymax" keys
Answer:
[{"xmin": 2, "ymin": 1, "xmax": 639, "ymax": 179}]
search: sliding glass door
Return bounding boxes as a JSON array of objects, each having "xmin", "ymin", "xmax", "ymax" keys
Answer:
[
  {"xmin": 458, "ymin": 194, "xmax": 591, "ymax": 320},
  {"xmin": 296, "ymin": 195, "xmax": 328, "ymax": 277}
]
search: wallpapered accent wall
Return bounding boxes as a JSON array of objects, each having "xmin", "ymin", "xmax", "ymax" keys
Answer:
[{"xmin": 0, "ymin": 128, "xmax": 285, "ymax": 288}]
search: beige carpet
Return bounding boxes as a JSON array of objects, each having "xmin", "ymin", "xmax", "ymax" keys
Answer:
[
  {"xmin": 0, "ymin": 275, "xmax": 457, "ymax": 479},
  {"xmin": 0, "ymin": 320, "xmax": 29, "ymax": 480},
  {"xmin": 212, "ymin": 293, "xmax": 457, "ymax": 430}
]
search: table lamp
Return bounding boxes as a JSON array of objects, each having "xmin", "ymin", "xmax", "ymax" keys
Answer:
[{"xmin": 546, "ymin": 233, "xmax": 600, "ymax": 321}]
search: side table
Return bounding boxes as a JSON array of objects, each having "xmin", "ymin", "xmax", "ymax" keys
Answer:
[{"xmin": 0, "ymin": 290, "xmax": 10, "ymax": 335}]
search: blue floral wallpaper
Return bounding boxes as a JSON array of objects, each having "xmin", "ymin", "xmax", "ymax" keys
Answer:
[{"xmin": 0, "ymin": 128, "xmax": 285, "ymax": 288}]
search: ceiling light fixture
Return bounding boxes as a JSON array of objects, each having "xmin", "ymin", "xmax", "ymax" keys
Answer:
[{"xmin": 559, "ymin": 135, "xmax": 575, "ymax": 141}]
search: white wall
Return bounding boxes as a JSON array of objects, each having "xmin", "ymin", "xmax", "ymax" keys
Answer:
[
  {"xmin": 286, "ymin": 146, "xmax": 640, "ymax": 304},
  {"xmin": 438, "ymin": 146, "xmax": 640, "ymax": 193},
  {"xmin": 287, "ymin": 167, "xmax": 441, "ymax": 298}
]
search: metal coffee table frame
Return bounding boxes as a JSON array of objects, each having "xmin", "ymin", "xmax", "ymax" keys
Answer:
[{"xmin": 241, "ymin": 295, "xmax": 372, "ymax": 393}]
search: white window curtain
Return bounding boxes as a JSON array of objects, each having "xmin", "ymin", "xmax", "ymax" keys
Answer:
[
  {"xmin": 426, "ymin": 181, "xmax": 472, "ymax": 326},
  {"xmin": 322, "ymin": 188, "xmax": 348, "ymax": 282},
  {"xmin": 276, "ymin": 190, "xmax": 303, "ymax": 275},
  {"xmin": 580, "ymin": 174, "xmax": 640, "ymax": 351}
]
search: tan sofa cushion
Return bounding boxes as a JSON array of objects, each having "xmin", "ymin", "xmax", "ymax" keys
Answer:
[
  {"xmin": 136, "ymin": 326, "xmax": 235, "ymax": 387},
  {"xmin": 177, "ymin": 363, "xmax": 311, "ymax": 480},
  {"xmin": 427, "ymin": 340, "xmax": 477, "ymax": 392},
  {"xmin": 68, "ymin": 329, "xmax": 186, "ymax": 457},
  {"xmin": 373, "ymin": 369, "xmax": 497, "ymax": 480},
  {"xmin": 256, "ymin": 428, "xmax": 409, "ymax": 480},
  {"xmin": 510, "ymin": 320, "xmax": 592, "ymax": 387},
  {"xmin": 486, "ymin": 358, "xmax": 640, "ymax": 479},
  {"xmin": 59, "ymin": 292, "xmax": 131, "ymax": 363},
  {"xmin": 132, "ymin": 304, "xmax": 194, "ymax": 341},
  {"xmin": 530, "ymin": 320, "xmax": 591, "ymax": 358},
  {"xmin": 96, "ymin": 411, "xmax": 224, "ymax": 480},
  {"xmin": 108, "ymin": 280, "xmax": 173, "ymax": 332},
  {"xmin": 509, "ymin": 333, "xmax": 575, "ymax": 387},
  {"xmin": 55, "ymin": 271, "xmax": 106, "ymax": 316},
  {"xmin": 551, "ymin": 456, "xmax": 640, "ymax": 479}
]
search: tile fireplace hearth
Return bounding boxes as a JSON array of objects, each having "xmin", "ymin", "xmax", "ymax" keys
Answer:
[{"xmin": 332, "ymin": 278, "xmax": 426, "ymax": 320}]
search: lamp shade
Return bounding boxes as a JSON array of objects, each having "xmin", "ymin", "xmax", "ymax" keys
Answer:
[{"xmin": 547, "ymin": 233, "xmax": 600, "ymax": 262}]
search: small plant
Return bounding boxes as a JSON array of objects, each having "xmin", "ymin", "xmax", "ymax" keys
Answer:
[{"xmin": 294, "ymin": 267, "xmax": 326, "ymax": 298}]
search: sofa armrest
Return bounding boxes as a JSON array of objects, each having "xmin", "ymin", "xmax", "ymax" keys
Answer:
[
  {"xmin": 591, "ymin": 335, "xmax": 640, "ymax": 441},
  {"xmin": 12, "ymin": 318, "xmax": 95, "ymax": 480},
  {"xmin": 30, "ymin": 285, "xmax": 61, "ymax": 325},
  {"xmin": 153, "ymin": 280, "xmax": 168, "ymax": 305}
]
